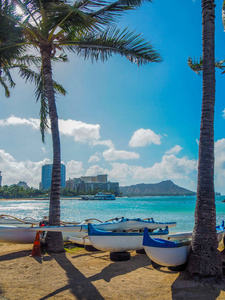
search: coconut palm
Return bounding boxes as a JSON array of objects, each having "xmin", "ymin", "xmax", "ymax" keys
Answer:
[
  {"xmin": 187, "ymin": 0, "xmax": 222, "ymax": 278},
  {"xmin": 0, "ymin": 1, "xmax": 25, "ymax": 97},
  {"xmin": 1, "ymin": 0, "xmax": 161, "ymax": 252}
]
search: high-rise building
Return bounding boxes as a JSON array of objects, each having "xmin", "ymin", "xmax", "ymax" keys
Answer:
[
  {"xmin": 66, "ymin": 174, "xmax": 119, "ymax": 195},
  {"xmin": 41, "ymin": 164, "xmax": 66, "ymax": 190},
  {"xmin": 80, "ymin": 174, "xmax": 107, "ymax": 183},
  {"xmin": 0, "ymin": 171, "xmax": 2, "ymax": 187}
]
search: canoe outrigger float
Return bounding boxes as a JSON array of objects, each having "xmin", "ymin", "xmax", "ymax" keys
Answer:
[
  {"xmin": 88, "ymin": 223, "xmax": 169, "ymax": 252},
  {"xmin": 167, "ymin": 220, "xmax": 225, "ymax": 244}
]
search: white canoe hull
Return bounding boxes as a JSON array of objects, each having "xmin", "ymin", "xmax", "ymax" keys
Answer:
[
  {"xmin": 144, "ymin": 244, "xmax": 190, "ymax": 267},
  {"xmin": 0, "ymin": 226, "xmax": 38, "ymax": 244},
  {"xmin": 89, "ymin": 233, "xmax": 168, "ymax": 252}
]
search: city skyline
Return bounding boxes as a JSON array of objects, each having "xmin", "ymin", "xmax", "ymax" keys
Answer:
[{"xmin": 1, "ymin": 1, "xmax": 225, "ymax": 193}]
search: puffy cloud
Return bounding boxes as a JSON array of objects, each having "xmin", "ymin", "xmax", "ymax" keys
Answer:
[
  {"xmin": 92, "ymin": 139, "xmax": 114, "ymax": 148},
  {"xmin": 0, "ymin": 149, "xmax": 51, "ymax": 188},
  {"xmin": 166, "ymin": 145, "xmax": 183, "ymax": 155},
  {"xmin": 85, "ymin": 165, "xmax": 108, "ymax": 176},
  {"xmin": 0, "ymin": 115, "xmax": 114, "ymax": 148},
  {"xmin": 223, "ymin": 109, "xmax": 225, "ymax": 119},
  {"xmin": 108, "ymin": 163, "xmax": 131, "ymax": 180},
  {"xmin": 105, "ymin": 154, "xmax": 197, "ymax": 183},
  {"xmin": 129, "ymin": 128, "xmax": 161, "ymax": 148},
  {"xmin": 0, "ymin": 150, "xmax": 85, "ymax": 188},
  {"xmin": 59, "ymin": 119, "xmax": 101, "ymax": 144},
  {"xmin": 88, "ymin": 153, "xmax": 101, "ymax": 163},
  {"xmin": 130, "ymin": 155, "xmax": 197, "ymax": 180},
  {"xmin": 103, "ymin": 148, "xmax": 140, "ymax": 161},
  {"xmin": 0, "ymin": 115, "xmax": 39, "ymax": 130},
  {"xmin": 66, "ymin": 160, "xmax": 84, "ymax": 179}
]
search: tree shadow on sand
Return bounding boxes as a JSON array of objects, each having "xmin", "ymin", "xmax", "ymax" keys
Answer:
[
  {"xmin": 171, "ymin": 271, "xmax": 225, "ymax": 300},
  {"xmin": 39, "ymin": 251, "xmax": 150, "ymax": 299},
  {"xmin": 39, "ymin": 251, "xmax": 105, "ymax": 300},
  {"xmin": 88, "ymin": 253, "xmax": 150, "ymax": 282},
  {"xmin": 0, "ymin": 250, "xmax": 30, "ymax": 262}
]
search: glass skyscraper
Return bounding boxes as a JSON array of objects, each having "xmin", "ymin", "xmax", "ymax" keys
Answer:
[{"xmin": 41, "ymin": 164, "xmax": 66, "ymax": 190}]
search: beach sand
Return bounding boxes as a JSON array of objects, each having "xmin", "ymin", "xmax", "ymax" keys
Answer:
[{"xmin": 1, "ymin": 243, "xmax": 225, "ymax": 300}]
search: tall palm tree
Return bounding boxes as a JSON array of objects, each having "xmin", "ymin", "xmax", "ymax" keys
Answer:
[
  {"xmin": 1, "ymin": 0, "xmax": 161, "ymax": 252},
  {"xmin": 187, "ymin": 0, "xmax": 222, "ymax": 278}
]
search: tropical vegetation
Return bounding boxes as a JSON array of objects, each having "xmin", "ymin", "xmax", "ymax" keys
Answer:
[
  {"xmin": 0, "ymin": 0, "xmax": 161, "ymax": 252},
  {"xmin": 0, "ymin": 185, "xmax": 116, "ymax": 199}
]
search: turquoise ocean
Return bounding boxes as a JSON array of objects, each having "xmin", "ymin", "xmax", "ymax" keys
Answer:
[{"xmin": 0, "ymin": 196, "xmax": 225, "ymax": 233}]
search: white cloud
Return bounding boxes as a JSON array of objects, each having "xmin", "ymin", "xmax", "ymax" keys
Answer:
[
  {"xmin": 130, "ymin": 154, "xmax": 197, "ymax": 180},
  {"xmin": 108, "ymin": 163, "xmax": 131, "ymax": 180},
  {"xmin": 41, "ymin": 147, "xmax": 46, "ymax": 153},
  {"xmin": 92, "ymin": 139, "xmax": 114, "ymax": 148},
  {"xmin": 88, "ymin": 153, "xmax": 101, "ymax": 163},
  {"xmin": 66, "ymin": 160, "xmax": 84, "ymax": 179},
  {"xmin": 0, "ymin": 115, "xmax": 114, "ymax": 148},
  {"xmin": 104, "ymin": 154, "xmax": 197, "ymax": 183},
  {"xmin": 0, "ymin": 115, "xmax": 39, "ymax": 130},
  {"xmin": 59, "ymin": 119, "xmax": 101, "ymax": 144},
  {"xmin": 85, "ymin": 165, "xmax": 108, "ymax": 176},
  {"xmin": 222, "ymin": 109, "xmax": 225, "ymax": 119},
  {"xmin": 166, "ymin": 145, "xmax": 183, "ymax": 155},
  {"xmin": 129, "ymin": 128, "xmax": 162, "ymax": 148},
  {"xmin": 103, "ymin": 147, "xmax": 140, "ymax": 161},
  {"xmin": 0, "ymin": 150, "xmax": 50, "ymax": 188}
]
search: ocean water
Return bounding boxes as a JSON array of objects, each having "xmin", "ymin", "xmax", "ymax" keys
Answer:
[{"xmin": 0, "ymin": 196, "xmax": 225, "ymax": 233}]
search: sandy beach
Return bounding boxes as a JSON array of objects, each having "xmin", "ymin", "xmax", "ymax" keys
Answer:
[{"xmin": 1, "ymin": 243, "xmax": 225, "ymax": 300}]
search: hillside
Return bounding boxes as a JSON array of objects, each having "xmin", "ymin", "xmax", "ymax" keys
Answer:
[{"xmin": 120, "ymin": 180, "xmax": 195, "ymax": 197}]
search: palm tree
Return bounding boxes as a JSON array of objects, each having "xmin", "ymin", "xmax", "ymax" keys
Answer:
[
  {"xmin": 0, "ymin": 1, "xmax": 25, "ymax": 97},
  {"xmin": 187, "ymin": 0, "xmax": 222, "ymax": 278},
  {"xmin": 1, "ymin": 0, "xmax": 161, "ymax": 252}
]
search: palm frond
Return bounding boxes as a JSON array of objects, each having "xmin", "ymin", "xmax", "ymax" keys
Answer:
[
  {"xmin": 14, "ymin": 55, "xmax": 42, "ymax": 66},
  {"xmin": 60, "ymin": 26, "xmax": 162, "ymax": 65},
  {"xmin": 188, "ymin": 57, "xmax": 225, "ymax": 75},
  {"xmin": 3, "ymin": 68, "xmax": 16, "ymax": 88},
  {"xmin": 188, "ymin": 57, "xmax": 203, "ymax": 75},
  {"xmin": 0, "ymin": 76, "xmax": 10, "ymax": 97},
  {"xmin": 89, "ymin": 0, "xmax": 152, "ymax": 25},
  {"xmin": 53, "ymin": 81, "xmax": 67, "ymax": 95}
]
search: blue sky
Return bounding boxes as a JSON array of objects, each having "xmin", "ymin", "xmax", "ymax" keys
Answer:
[{"xmin": 1, "ymin": 0, "xmax": 225, "ymax": 193}]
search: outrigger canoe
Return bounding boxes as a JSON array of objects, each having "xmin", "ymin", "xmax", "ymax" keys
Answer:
[
  {"xmin": 88, "ymin": 223, "xmax": 169, "ymax": 252},
  {"xmin": 0, "ymin": 225, "xmax": 43, "ymax": 244},
  {"xmin": 143, "ymin": 227, "xmax": 191, "ymax": 267},
  {"xmin": 29, "ymin": 217, "xmax": 176, "ymax": 234}
]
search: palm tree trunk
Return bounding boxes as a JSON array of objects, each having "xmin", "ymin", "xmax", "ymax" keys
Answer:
[
  {"xmin": 187, "ymin": 0, "xmax": 222, "ymax": 278},
  {"xmin": 41, "ymin": 46, "xmax": 64, "ymax": 252}
]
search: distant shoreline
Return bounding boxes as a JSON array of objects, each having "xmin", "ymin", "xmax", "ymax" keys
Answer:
[{"xmin": 0, "ymin": 197, "xmax": 83, "ymax": 201}]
